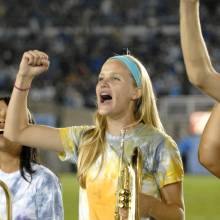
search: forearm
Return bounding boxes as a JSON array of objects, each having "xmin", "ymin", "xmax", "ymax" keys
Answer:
[
  {"xmin": 199, "ymin": 104, "xmax": 220, "ymax": 177},
  {"xmin": 180, "ymin": 1, "xmax": 215, "ymax": 84},
  {"xmin": 4, "ymin": 73, "xmax": 33, "ymax": 141},
  {"xmin": 141, "ymin": 195, "xmax": 184, "ymax": 220},
  {"xmin": 180, "ymin": 0, "xmax": 220, "ymax": 101}
]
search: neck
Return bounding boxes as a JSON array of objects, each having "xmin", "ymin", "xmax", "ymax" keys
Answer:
[
  {"xmin": 106, "ymin": 116, "xmax": 138, "ymax": 136},
  {"xmin": 0, "ymin": 151, "xmax": 20, "ymax": 173}
]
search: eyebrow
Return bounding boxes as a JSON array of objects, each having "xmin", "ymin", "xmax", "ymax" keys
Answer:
[{"xmin": 98, "ymin": 72, "xmax": 121, "ymax": 77}]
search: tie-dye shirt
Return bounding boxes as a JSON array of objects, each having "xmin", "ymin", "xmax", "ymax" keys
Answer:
[
  {"xmin": 0, "ymin": 164, "xmax": 64, "ymax": 220},
  {"xmin": 59, "ymin": 123, "xmax": 184, "ymax": 220}
]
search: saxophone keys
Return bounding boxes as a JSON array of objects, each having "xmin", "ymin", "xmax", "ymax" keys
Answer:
[
  {"xmin": 118, "ymin": 188, "xmax": 130, "ymax": 209},
  {"xmin": 119, "ymin": 189, "xmax": 130, "ymax": 196},
  {"xmin": 118, "ymin": 202, "xmax": 129, "ymax": 209}
]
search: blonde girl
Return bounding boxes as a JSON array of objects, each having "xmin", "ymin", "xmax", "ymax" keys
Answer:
[{"xmin": 4, "ymin": 51, "xmax": 184, "ymax": 220}]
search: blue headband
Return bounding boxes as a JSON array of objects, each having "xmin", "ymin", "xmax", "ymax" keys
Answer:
[{"xmin": 111, "ymin": 55, "xmax": 141, "ymax": 88}]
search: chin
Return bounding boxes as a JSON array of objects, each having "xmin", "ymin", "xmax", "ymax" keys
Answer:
[
  {"xmin": 0, "ymin": 138, "xmax": 7, "ymax": 148},
  {"xmin": 97, "ymin": 109, "xmax": 110, "ymax": 116}
]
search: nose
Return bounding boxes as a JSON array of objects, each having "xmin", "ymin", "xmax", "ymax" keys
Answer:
[
  {"xmin": 0, "ymin": 109, "xmax": 6, "ymax": 122},
  {"xmin": 99, "ymin": 78, "xmax": 110, "ymax": 88}
]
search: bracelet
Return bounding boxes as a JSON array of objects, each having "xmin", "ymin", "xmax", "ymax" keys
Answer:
[{"xmin": 14, "ymin": 84, "xmax": 30, "ymax": 91}]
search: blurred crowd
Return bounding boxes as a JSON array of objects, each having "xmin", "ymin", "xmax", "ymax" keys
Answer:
[{"xmin": 0, "ymin": 0, "xmax": 220, "ymax": 108}]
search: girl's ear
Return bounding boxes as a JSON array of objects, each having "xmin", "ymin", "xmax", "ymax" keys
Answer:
[{"xmin": 131, "ymin": 88, "xmax": 142, "ymax": 100}]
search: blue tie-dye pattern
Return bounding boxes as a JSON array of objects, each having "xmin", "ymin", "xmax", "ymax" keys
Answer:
[
  {"xmin": 0, "ymin": 164, "xmax": 64, "ymax": 220},
  {"xmin": 59, "ymin": 123, "xmax": 183, "ymax": 220},
  {"xmin": 16, "ymin": 216, "xmax": 32, "ymax": 220},
  {"xmin": 36, "ymin": 173, "xmax": 63, "ymax": 219}
]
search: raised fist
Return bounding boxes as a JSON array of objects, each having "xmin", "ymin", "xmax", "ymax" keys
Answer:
[{"xmin": 18, "ymin": 50, "xmax": 50, "ymax": 78}]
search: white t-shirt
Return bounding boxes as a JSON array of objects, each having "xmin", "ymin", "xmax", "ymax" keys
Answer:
[
  {"xmin": 59, "ymin": 123, "xmax": 183, "ymax": 220},
  {"xmin": 0, "ymin": 164, "xmax": 64, "ymax": 220}
]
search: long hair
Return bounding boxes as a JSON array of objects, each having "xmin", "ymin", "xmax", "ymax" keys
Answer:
[
  {"xmin": 0, "ymin": 96, "xmax": 38, "ymax": 182},
  {"xmin": 77, "ymin": 55, "xmax": 165, "ymax": 188}
]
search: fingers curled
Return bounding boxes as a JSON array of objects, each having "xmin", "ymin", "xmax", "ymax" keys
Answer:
[{"xmin": 23, "ymin": 50, "xmax": 49, "ymax": 67}]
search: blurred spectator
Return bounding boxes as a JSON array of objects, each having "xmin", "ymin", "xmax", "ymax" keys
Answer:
[{"xmin": 0, "ymin": 0, "xmax": 220, "ymax": 108}]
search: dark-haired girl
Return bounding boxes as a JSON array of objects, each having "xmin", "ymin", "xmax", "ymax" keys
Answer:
[{"xmin": 0, "ymin": 96, "xmax": 64, "ymax": 220}]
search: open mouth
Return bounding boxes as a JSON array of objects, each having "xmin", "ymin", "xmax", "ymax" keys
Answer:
[
  {"xmin": 0, "ymin": 129, "xmax": 4, "ymax": 135},
  {"xmin": 100, "ymin": 93, "xmax": 112, "ymax": 103}
]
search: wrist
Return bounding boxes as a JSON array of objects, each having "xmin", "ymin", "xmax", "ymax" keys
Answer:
[
  {"xmin": 15, "ymin": 74, "xmax": 33, "ymax": 90},
  {"xmin": 16, "ymin": 72, "xmax": 33, "ymax": 82},
  {"xmin": 14, "ymin": 83, "xmax": 30, "ymax": 92},
  {"xmin": 17, "ymin": 71, "xmax": 34, "ymax": 80},
  {"xmin": 181, "ymin": 0, "xmax": 199, "ymax": 4}
]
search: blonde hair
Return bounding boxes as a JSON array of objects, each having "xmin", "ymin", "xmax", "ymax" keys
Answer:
[{"xmin": 77, "ymin": 55, "xmax": 165, "ymax": 188}]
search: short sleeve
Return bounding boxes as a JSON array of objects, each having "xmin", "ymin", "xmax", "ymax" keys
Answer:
[
  {"xmin": 155, "ymin": 136, "xmax": 184, "ymax": 188},
  {"xmin": 35, "ymin": 171, "xmax": 64, "ymax": 220},
  {"xmin": 58, "ymin": 125, "xmax": 93, "ymax": 162}
]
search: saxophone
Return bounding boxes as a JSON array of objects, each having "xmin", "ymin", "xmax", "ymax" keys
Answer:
[
  {"xmin": 0, "ymin": 180, "xmax": 12, "ymax": 220},
  {"xmin": 115, "ymin": 130, "xmax": 143, "ymax": 220}
]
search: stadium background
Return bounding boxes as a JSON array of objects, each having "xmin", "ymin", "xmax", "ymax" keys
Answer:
[{"xmin": 0, "ymin": 0, "xmax": 220, "ymax": 219}]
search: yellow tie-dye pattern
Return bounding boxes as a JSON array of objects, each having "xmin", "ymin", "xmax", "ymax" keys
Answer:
[
  {"xmin": 58, "ymin": 125, "xmax": 184, "ymax": 220},
  {"xmin": 58, "ymin": 128, "xmax": 75, "ymax": 161},
  {"xmin": 163, "ymin": 138, "xmax": 184, "ymax": 186},
  {"xmin": 86, "ymin": 151, "xmax": 119, "ymax": 220}
]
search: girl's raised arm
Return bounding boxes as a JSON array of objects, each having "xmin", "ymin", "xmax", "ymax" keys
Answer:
[
  {"xmin": 180, "ymin": 0, "xmax": 220, "ymax": 101},
  {"xmin": 4, "ymin": 50, "xmax": 63, "ymax": 152}
]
